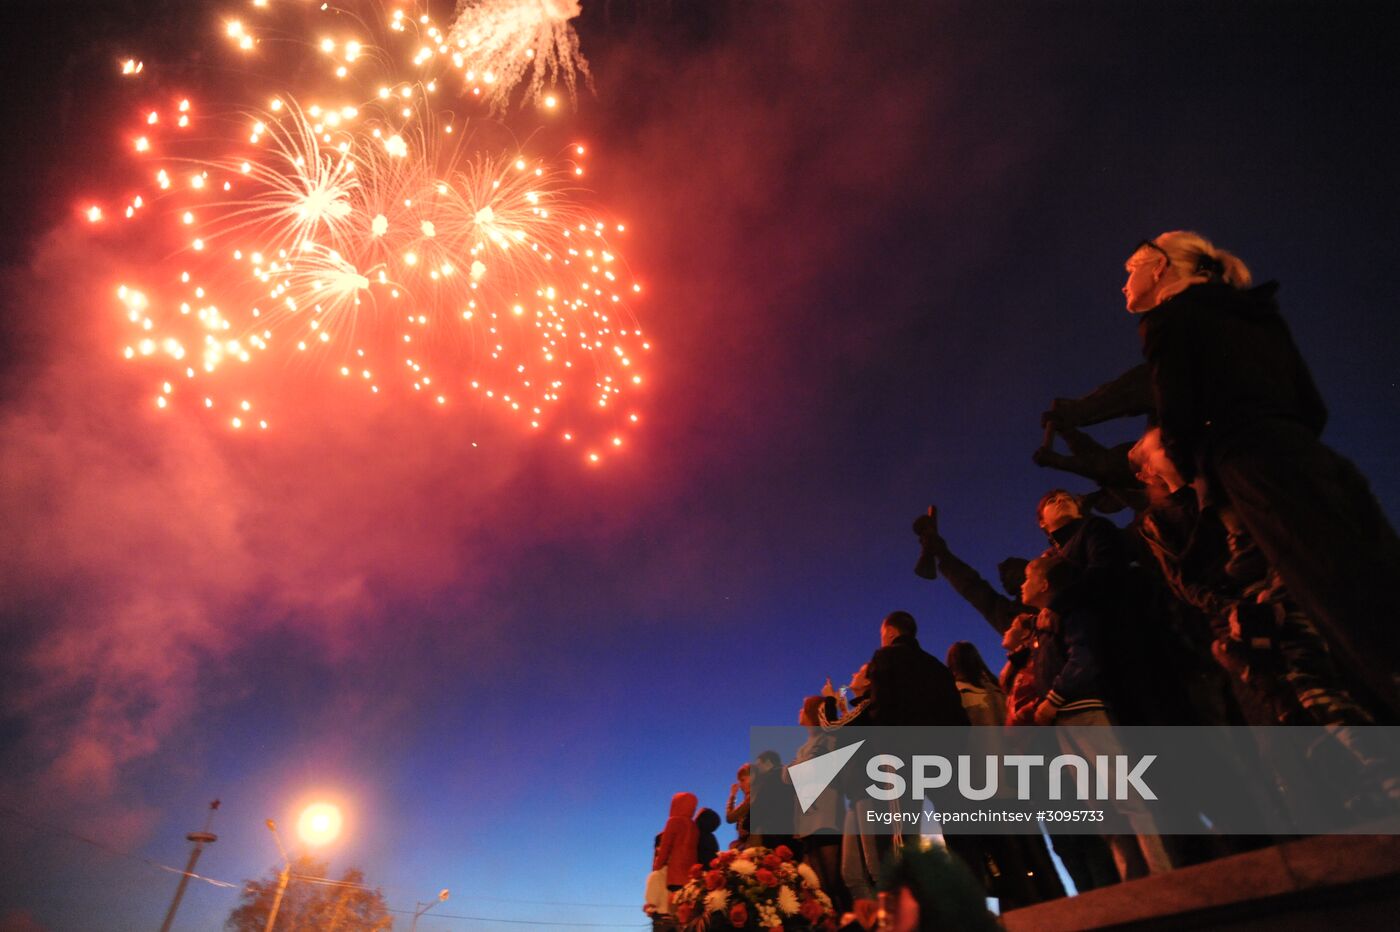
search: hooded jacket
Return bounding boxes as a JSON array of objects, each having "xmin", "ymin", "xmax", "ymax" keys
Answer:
[
  {"xmin": 653, "ymin": 792, "xmax": 699, "ymax": 887},
  {"xmin": 1138, "ymin": 282, "xmax": 1327, "ymax": 482}
]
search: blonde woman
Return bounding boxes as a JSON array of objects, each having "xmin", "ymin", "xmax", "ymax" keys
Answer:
[{"xmin": 1123, "ymin": 231, "xmax": 1400, "ymax": 719}]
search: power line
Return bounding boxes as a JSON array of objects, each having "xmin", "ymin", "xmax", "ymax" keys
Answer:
[
  {"xmin": 0, "ymin": 802, "xmax": 237, "ymax": 889},
  {"xmin": 292, "ymin": 872, "xmax": 635, "ymax": 909},
  {"xmin": 384, "ymin": 907, "xmax": 648, "ymax": 928},
  {"xmin": 2, "ymin": 804, "xmax": 643, "ymax": 924}
]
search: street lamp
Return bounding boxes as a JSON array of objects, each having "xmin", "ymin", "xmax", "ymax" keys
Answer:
[
  {"xmin": 264, "ymin": 803, "xmax": 343, "ymax": 932},
  {"xmin": 297, "ymin": 802, "xmax": 342, "ymax": 847},
  {"xmin": 410, "ymin": 889, "xmax": 449, "ymax": 931}
]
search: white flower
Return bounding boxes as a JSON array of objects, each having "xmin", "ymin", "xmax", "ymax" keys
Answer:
[
  {"xmin": 704, "ymin": 889, "xmax": 730, "ymax": 914},
  {"xmin": 730, "ymin": 858, "xmax": 756, "ymax": 876},
  {"xmin": 797, "ymin": 862, "xmax": 821, "ymax": 889},
  {"xmin": 777, "ymin": 884, "xmax": 800, "ymax": 915}
]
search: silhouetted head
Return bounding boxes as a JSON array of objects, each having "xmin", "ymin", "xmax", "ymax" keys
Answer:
[
  {"xmin": 946, "ymin": 641, "xmax": 997, "ymax": 688},
  {"xmin": 695, "ymin": 807, "xmax": 721, "ymax": 834},
  {"xmin": 997, "ymin": 557, "xmax": 1029, "ymax": 598},
  {"xmin": 881, "ymin": 610, "xmax": 917, "ymax": 646}
]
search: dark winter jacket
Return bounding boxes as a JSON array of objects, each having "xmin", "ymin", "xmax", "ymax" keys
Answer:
[
  {"xmin": 867, "ymin": 635, "xmax": 970, "ymax": 727},
  {"xmin": 1047, "ymin": 516, "xmax": 1130, "ymax": 616},
  {"xmin": 1049, "ymin": 515, "xmax": 1187, "ymax": 724},
  {"xmin": 1138, "ymin": 282, "xmax": 1327, "ymax": 482},
  {"xmin": 750, "ymin": 765, "xmax": 797, "ymax": 849},
  {"xmin": 1136, "ymin": 487, "xmax": 1235, "ymax": 625},
  {"xmin": 1028, "ymin": 605, "xmax": 1108, "ymax": 716},
  {"xmin": 695, "ymin": 808, "xmax": 720, "ymax": 868}
]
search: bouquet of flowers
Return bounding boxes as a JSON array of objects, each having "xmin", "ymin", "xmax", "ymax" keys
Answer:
[{"xmin": 670, "ymin": 845, "xmax": 837, "ymax": 931}]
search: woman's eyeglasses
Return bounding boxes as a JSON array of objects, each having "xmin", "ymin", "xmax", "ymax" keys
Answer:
[{"xmin": 1131, "ymin": 239, "xmax": 1172, "ymax": 266}]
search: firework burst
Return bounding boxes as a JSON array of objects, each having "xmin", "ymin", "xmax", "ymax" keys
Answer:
[
  {"xmin": 445, "ymin": 0, "xmax": 591, "ymax": 113},
  {"xmin": 95, "ymin": 1, "xmax": 645, "ymax": 463}
]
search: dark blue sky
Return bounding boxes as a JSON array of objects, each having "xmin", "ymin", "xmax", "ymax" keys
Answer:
[{"xmin": 2, "ymin": 1, "xmax": 1399, "ymax": 929}]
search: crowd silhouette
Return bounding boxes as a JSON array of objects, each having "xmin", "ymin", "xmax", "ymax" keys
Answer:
[{"xmin": 646, "ymin": 232, "xmax": 1400, "ymax": 930}]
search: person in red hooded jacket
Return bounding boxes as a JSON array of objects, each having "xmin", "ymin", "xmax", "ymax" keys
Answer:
[{"xmin": 652, "ymin": 792, "xmax": 699, "ymax": 891}]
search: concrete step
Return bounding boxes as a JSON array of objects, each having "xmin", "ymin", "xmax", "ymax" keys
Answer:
[{"xmin": 1000, "ymin": 834, "xmax": 1400, "ymax": 931}]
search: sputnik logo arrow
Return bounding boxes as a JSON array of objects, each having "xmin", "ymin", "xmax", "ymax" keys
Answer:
[{"xmin": 788, "ymin": 740, "xmax": 865, "ymax": 813}]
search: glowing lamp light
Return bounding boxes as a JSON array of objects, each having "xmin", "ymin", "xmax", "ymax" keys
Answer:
[{"xmin": 297, "ymin": 802, "xmax": 343, "ymax": 846}]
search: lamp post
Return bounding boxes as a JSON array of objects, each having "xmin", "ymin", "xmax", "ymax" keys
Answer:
[
  {"xmin": 410, "ymin": 889, "xmax": 449, "ymax": 931},
  {"xmin": 262, "ymin": 819, "xmax": 292, "ymax": 932},
  {"xmin": 157, "ymin": 800, "xmax": 220, "ymax": 932}
]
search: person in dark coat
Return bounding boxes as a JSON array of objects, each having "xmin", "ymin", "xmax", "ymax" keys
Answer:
[
  {"xmin": 1125, "ymin": 230, "xmax": 1400, "ymax": 719},
  {"xmin": 1037, "ymin": 489, "xmax": 1193, "ymax": 725},
  {"xmin": 867, "ymin": 611, "xmax": 968, "ymax": 727},
  {"xmin": 1021, "ymin": 554, "xmax": 1175, "ymax": 879},
  {"xmin": 694, "ymin": 807, "xmax": 720, "ymax": 869},
  {"xmin": 867, "ymin": 613, "xmax": 981, "ymax": 902},
  {"xmin": 749, "ymin": 749, "xmax": 798, "ymax": 853}
]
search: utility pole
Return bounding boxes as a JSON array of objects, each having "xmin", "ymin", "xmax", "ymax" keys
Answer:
[
  {"xmin": 157, "ymin": 800, "xmax": 220, "ymax": 932},
  {"xmin": 263, "ymin": 820, "xmax": 293, "ymax": 932}
]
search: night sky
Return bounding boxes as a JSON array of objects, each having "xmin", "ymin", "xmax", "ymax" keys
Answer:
[{"xmin": 3, "ymin": 1, "xmax": 1399, "ymax": 929}]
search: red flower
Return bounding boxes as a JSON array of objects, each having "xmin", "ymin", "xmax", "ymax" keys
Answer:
[
  {"xmin": 761, "ymin": 853, "xmax": 781, "ymax": 870},
  {"xmin": 774, "ymin": 845, "xmax": 794, "ymax": 862},
  {"xmin": 769, "ymin": 926, "xmax": 783, "ymax": 932},
  {"xmin": 689, "ymin": 863, "xmax": 704, "ymax": 881},
  {"xmin": 729, "ymin": 902, "xmax": 749, "ymax": 926},
  {"xmin": 800, "ymin": 898, "xmax": 824, "ymax": 921},
  {"xmin": 704, "ymin": 869, "xmax": 725, "ymax": 891},
  {"xmin": 755, "ymin": 868, "xmax": 779, "ymax": 888},
  {"xmin": 675, "ymin": 903, "xmax": 693, "ymax": 923}
]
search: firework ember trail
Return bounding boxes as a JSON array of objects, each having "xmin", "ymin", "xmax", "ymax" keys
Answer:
[{"xmin": 92, "ymin": 0, "xmax": 644, "ymax": 463}]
